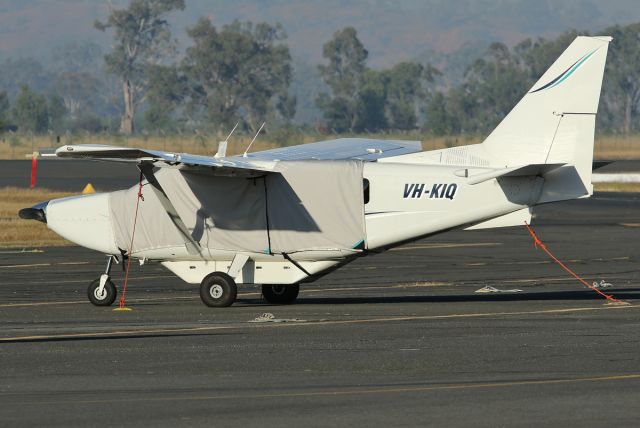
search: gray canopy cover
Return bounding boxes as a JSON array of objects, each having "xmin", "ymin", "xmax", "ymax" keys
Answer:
[{"xmin": 109, "ymin": 160, "xmax": 366, "ymax": 255}]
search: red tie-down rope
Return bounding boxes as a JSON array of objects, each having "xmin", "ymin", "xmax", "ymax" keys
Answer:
[
  {"xmin": 524, "ymin": 222, "xmax": 626, "ymax": 305},
  {"xmin": 118, "ymin": 172, "xmax": 145, "ymax": 309}
]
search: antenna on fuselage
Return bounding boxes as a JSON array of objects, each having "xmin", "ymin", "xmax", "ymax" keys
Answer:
[
  {"xmin": 242, "ymin": 122, "xmax": 266, "ymax": 158},
  {"xmin": 215, "ymin": 121, "xmax": 239, "ymax": 158}
]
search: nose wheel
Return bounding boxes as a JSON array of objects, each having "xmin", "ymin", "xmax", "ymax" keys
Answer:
[
  {"xmin": 88, "ymin": 255, "xmax": 118, "ymax": 306},
  {"xmin": 88, "ymin": 277, "xmax": 117, "ymax": 306}
]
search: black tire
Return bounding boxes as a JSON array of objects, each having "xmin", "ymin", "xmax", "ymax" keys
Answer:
[
  {"xmin": 200, "ymin": 272, "xmax": 237, "ymax": 307},
  {"xmin": 261, "ymin": 284, "xmax": 300, "ymax": 305},
  {"xmin": 88, "ymin": 278, "xmax": 117, "ymax": 306}
]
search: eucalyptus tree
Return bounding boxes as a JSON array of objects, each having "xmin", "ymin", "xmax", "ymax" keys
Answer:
[
  {"xmin": 0, "ymin": 91, "xmax": 9, "ymax": 130},
  {"xmin": 316, "ymin": 27, "xmax": 368, "ymax": 132},
  {"xmin": 600, "ymin": 23, "xmax": 640, "ymax": 134},
  {"xmin": 182, "ymin": 19, "xmax": 293, "ymax": 132},
  {"xmin": 12, "ymin": 86, "xmax": 49, "ymax": 133},
  {"xmin": 95, "ymin": 0, "xmax": 185, "ymax": 134}
]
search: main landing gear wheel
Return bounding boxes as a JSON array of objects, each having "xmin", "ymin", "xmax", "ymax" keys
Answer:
[
  {"xmin": 262, "ymin": 284, "xmax": 299, "ymax": 305},
  {"xmin": 88, "ymin": 278, "xmax": 117, "ymax": 306},
  {"xmin": 200, "ymin": 272, "xmax": 237, "ymax": 307}
]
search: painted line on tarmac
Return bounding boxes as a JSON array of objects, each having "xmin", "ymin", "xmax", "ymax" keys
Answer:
[
  {"xmin": 390, "ymin": 242, "xmax": 501, "ymax": 251},
  {"xmin": 0, "ymin": 304, "xmax": 637, "ymax": 342},
  {"xmin": 466, "ymin": 256, "xmax": 631, "ymax": 268},
  {"xmin": 301, "ymin": 282, "xmax": 448, "ymax": 294},
  {"xmin": 0, "ymin": 283, "xmax": 449, "ymax": 308},
  {"xmin": 0, "ymin": 291, "xmax": 275, "ymax": 308},
  {"xmin": 0, "ymin": 263, "xmax": 51, "ymax": 269},
  {"xmin": 5, "ymin": 374, "xmax": 640, "ymax": 406},
  {"xmin": 348, "ymin": 257, "xmax": 633, "ymax": 271},
  {"xmin": 0, "ymin": 274, "xmax": 174, "ymax": 287},
  {"xmin": 0, "ymin": 261, "xmax": 97, "ymax": 269},
  {"xmin": 0, "ymin": 296, "xmax": 199, "ymax": 308},
  {"xmin": 501, "ymin": 273, "xmax": 634, "ymax": 284}
]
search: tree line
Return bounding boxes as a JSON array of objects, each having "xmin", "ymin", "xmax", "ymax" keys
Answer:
[{"xmin": 0, "ymin": 0, "xmax": 639, "ymax": 138}]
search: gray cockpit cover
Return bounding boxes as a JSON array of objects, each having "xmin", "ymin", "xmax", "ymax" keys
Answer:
[{"xmin": 109, "ymin": 160, "xmax": 365, "ymax": 254}]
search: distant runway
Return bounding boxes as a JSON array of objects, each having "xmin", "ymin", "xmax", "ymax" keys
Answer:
[
  {"xmin": 0, "ymin": 193, "xmax": 639, "ymax": 426},
  {"xmin": 1, "ymin": 159, "xmax": 639, "ymax": 191},
  {"xmin": 0, "ymin": 159, "xmax": 138, "ymax": 191}
]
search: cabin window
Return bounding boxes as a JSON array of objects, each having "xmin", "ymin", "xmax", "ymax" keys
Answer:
[{"xmin": 363, "ymin": 178, "xmax": 370, "ymax": 204}]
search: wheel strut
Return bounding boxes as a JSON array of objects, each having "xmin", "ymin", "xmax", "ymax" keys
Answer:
[{"xmin": 96, "ymin": 256, "xmax": 115, "ymax": 296}]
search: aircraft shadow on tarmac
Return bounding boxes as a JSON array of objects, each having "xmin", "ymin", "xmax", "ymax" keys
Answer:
[
  {"xmin": 1, "ymin": 332, "xmax": 239, "ymax": 344},
  {"xmin": 287, "ymin": 288, "xmax": 640, "ymax": 306}
]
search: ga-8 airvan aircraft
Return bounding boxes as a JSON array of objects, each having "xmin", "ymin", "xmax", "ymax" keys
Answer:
[{"xmin": 20, "ymin": 36, "xmax": 611, "ymax": 308}]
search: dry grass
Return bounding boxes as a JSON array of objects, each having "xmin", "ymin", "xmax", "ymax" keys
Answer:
[
  {"xmin": 0, "ymin": 134, "xmax": 285, "ymax": 159},
  {"xmin": 1, "ymin": 133, "xmax": 638, "ymax": 160},
  {"xmin": 0, "ymin": 187, "xmax": 77, "ymax": 247},
  {"xmin": 594, "ymin": 135, "xmax": 640, "ymax": 160},
  {"xmin": 593, "ymin": 182, "xmax": 640, "ymax": 192}
]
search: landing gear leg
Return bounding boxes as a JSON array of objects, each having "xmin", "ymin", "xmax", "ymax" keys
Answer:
[{"xmin": 88, "ymin": 256, "xmax": 118, "ymax": 306}]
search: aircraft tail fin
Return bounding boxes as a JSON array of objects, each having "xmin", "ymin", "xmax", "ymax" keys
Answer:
[{"xmin": 481, "ymin": 36, "xmax": 611, "ymax": 202}]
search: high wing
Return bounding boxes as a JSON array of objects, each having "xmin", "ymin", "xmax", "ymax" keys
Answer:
[
  {"xmin": 54, "ymin": 137, "xmax": 423, "ymax": 176},
  {"xmin": 54, "ymin": 138, "xmax": 409, "ymax": 257},
  {"xmin": 236, "ymin": 138, "xmax": 422, "ymax": 161},
  {"xmin": 54, "ymin": 144, "xmax": 274, "ymax": 177}
]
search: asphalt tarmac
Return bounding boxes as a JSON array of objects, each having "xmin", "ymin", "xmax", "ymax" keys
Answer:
[
  {"xmin": 0, "ymin": 192, "xmax": 639, "ymax": 426},
  {"xmin": 0, "ymin": 159, "xmax": 138, "ymax": 191}
]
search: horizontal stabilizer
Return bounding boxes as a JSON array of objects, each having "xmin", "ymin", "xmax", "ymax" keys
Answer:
[{"xmin": 462, "ymin": 163, "xmax": 565, "ymax": 185}]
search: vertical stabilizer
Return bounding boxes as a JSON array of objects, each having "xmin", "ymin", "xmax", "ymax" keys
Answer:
[{"xmin": 481, "ymin": 36, "xmax": 611, "ymax": 201}]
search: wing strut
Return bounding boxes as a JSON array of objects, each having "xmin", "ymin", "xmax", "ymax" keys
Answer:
[{"xmin": 138, "ymin": 163, "xmax": 202, "ymax": 256}]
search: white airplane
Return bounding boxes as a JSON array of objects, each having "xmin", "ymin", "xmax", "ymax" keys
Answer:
[{"xmin": 20, "ymin": 36, "xmax": 611, "ymax": 308}]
